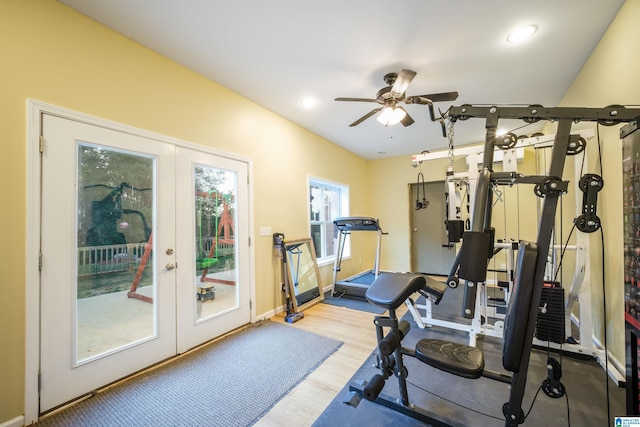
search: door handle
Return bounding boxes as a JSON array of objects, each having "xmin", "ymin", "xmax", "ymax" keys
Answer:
[{"xmin": 164, "ymin": 263, "xmax": 176, "ymax": 271}]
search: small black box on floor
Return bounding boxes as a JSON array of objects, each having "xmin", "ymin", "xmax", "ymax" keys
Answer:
[{"xmin": 535, "ymin": 282, "xmax": 565, "ymax": 344}]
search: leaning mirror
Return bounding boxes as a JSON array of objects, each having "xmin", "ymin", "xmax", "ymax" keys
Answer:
[{"xmin": 284, "ymin": 238, "xmax": 324, "ymax": 312}]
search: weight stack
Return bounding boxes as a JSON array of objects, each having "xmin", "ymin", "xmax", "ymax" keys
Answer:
[{"xmin": 535, "ymin": 282, "xmax": 565, "ymax": 344}]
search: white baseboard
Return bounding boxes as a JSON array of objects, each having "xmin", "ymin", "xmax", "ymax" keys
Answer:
[
  {"xmin": 257, "ymin": 289, "xmax": 331, "ymax": 321},
  {"xmin": 256, "ymin": 304, "xmax": 285, "ymax": 322},
  {"xmin": 592, "ymin": 335, "xmax": 626, "ymax": 385},
  {"xmin": 0, "ymin": 415, "xmax": 24, "ymax": 427}
]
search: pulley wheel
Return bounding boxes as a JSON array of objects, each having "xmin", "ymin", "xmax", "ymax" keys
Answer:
[
  {"xmin": 522, "ymin": 104, "xmax": 544, "ymax": 124},
  {"xmin": 502, "ymin": 403, "xmax": 525, "ymax": 424},
  {"xmin": 457, "ymin": 104, "xmax": 472, "ymax": 121},
  {"xmin": 578, "ymin": 174, "xmax": 604, "ymax": 193},
  {"xmin": 567, "ymin": 136, "xmax": 586, "ymax": 155},
  {"xmin": 496, "ymin": 132, "xmax": 518, "ymax": 149},
  {"xmin": 447, "ymin": 276, "xmax": 459, "ymax": 288},
  {"xmin": 598, "ymin": 104, "xmax": 625, "ymax": 126}
]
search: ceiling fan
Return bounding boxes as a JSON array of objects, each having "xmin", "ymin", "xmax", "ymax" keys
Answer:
[{"xmin": 335, "ymin": 69, "xmax": 458, "ymax": 127}]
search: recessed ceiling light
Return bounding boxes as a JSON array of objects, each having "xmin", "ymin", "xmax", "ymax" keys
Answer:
[
  {"xmin": 300, "ymin": 97, "xmax": 317, "ymax": 109},
  {"xmin": 507, "ymin": 25, "xmax": 538, "ymax": 43}
]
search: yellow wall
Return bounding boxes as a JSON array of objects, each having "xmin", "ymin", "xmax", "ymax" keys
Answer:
[
  {"xmin": 369, "ymin": 155, "xmax": 459, "ymax": 272},
  {"xmin": 369, "ymin": 0, "xmax": 640, "ymax": 377},
  {"xmin": 0, "ymin": 0, "xmax": 372, "ymax": 421},
  {"xmin": 556, "ymin": 0, "xmax": 640, "ymax": 366}
]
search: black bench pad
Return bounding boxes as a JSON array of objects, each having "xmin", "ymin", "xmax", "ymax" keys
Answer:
[
  {"xmin": 415, "ymin": 339, "xmax": 484, "ymax": 379},
  {"xmin": 366, "ymin": 273, "xmax": 447, "ymax": 309}
]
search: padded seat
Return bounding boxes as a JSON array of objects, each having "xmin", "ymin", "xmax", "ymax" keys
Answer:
[
  {"xmin": 415, "ymin": 339, "xmax": 484, "ymax": 379},
  {"xmin": 366, "ymin": 273, "xmax": 428, "ymax": 309}
]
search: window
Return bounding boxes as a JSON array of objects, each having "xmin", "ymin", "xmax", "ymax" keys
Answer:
[{"xmin": 309, "ymin": 177, "xmax": 349, "ymax": 265}]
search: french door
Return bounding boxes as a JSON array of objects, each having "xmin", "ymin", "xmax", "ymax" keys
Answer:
[
  {"xmin": 175, "ymin": 147, "xmax": 250, "ymax": 352},
  {"xmin": 39, "ymin": 114, "xmax": 250, "ymax": 412}
]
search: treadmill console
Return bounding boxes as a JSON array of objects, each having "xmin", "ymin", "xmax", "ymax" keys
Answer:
[{"xmin": 334, "ymin": 216, "xmax": 381, "ymax": 232}]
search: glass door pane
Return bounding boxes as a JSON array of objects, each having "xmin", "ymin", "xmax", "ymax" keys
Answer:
[
  {"xmin": 76, "ymin": 143, "xmax": 155, "ymax": 363},
  {"xmin": 193, "ymin": 165, "xmax": 238, "ymax": 321}
]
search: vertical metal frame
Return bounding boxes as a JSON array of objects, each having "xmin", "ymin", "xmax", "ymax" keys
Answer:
[{"xmin": 447, "ymin": 104, "xmax": 640, "ymax": 425}]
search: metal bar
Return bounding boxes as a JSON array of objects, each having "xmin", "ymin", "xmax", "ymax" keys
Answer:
[
  {"xmin": 503, "ymin": 118, "xmax": 572, "ymax": 426},
  {"xmin": 374, "ymin": 229, "xmax": 382, "ymax": 278},
  {"xmin": 388, "ymin": 307, "xmax": 410, "ymax": 406},
  {"xmin": 482, "ymin": 108, "xmax": 499, "ymax": 168},
  {"xmin": 490, "ymin": 172, "xmax": 556, "ymax": 185},
  {"xmin": 331, "ymin": 230, "xmax": 346, "ymax": 295},
  {"xmin": 348, "ymin": 384, "xmax": 456, "ymax": 427},
  {"xmin": 449, "ymin": 105, "xmax": 640, "ymax": 122}
]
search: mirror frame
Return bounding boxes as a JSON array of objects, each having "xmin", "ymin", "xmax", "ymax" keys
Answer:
[{"xmin": 284, "ymin": 238, "xmax": 324, "ymax": 312}]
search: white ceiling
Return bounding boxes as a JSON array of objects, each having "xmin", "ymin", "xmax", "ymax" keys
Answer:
[{"xmin": 59, "ymin": 0, "xmax": 624, "ymax": 160}]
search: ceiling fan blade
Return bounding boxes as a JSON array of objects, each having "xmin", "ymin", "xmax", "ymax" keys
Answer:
[
  {"xmin": 390, "ymin": 69, "xmax": 417, "ymax": 97},
  {"xmin": 398, "ymin": 107, "xmax": 415, "ymax": 127},
  {"xmin": 412, "ymin": 91, "xmax": 459, "ymax": 103},
  {"xmin": 349, "ymin": 107, "xmax": 383, "ymax": 127},
  {"xmin": 335, "ymin": 97, "xmax": 379, "ymax": 103}
]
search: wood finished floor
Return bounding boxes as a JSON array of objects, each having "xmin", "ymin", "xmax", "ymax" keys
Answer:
[{"xmin": 255, "ymin": 302, "xmax": 405, "ymax": 427}]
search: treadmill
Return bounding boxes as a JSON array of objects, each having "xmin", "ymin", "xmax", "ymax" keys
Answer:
[{"xmin": 331, "ymin": 217, "xmax": 384, "ymax": 299}]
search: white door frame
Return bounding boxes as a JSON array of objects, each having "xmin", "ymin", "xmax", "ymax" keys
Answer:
[{"xmin": 24, "ymin": 99, "xmax": 256, "ymax": 424}]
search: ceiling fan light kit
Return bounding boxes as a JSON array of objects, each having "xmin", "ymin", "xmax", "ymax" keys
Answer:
[
  {"xmin": 377, "ymin": 106, "xmax": 406, "ymax": 126},
  {"xmin": 335, "ymin": 69, "xmax": 458, "ymax": 128}
]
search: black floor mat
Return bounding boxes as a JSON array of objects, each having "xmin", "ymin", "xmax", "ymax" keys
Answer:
[{"xmin": 314, "ymin": 310, "xmax": 624, "ymax": 427}]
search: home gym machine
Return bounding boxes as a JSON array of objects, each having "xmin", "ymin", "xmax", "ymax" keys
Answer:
[
  {"xmin": 347, "ymin": 104, "xmax": 640, "ymax": 426},
  {"xmin": 331, "ymin": 216, "xmax": 386, "ymax": 299},
  {"xmin": 408, "ymin": 135, "xmax": 522, "ymax": 346},
  {"xmin": 409, "ymin": 128, "xmax": 610, "ymax": 366}
]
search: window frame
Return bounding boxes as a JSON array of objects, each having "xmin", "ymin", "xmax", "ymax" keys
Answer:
[{"xmin": 308, "ymin": 175, "xmax": 350, "ymax": 267}]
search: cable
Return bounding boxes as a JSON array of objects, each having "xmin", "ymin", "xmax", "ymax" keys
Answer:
[
  {"xmin": 406, "ymin": 378, "xmax": 505, "ymax": 422},
  {"xmin": 565, "ymin": 390, "xmax": 571, "ymax": 426},
  {"xmin": 600, "ymin": 225, "xmax": 611, "ymax": 424},
  {"xmin": 595, "ymin": 123, "xmax": 611, "ymax": 423},
  {"xmin": 415, "ymin": 171, "xmax": 428, "ymax": 210},
  {"xmin": 524, "ymin": 385, "xmax": 543, "ymax": 419},
  {"xmin": 553, "ymin": 223, "xmax": 577, "ymax": 282},
  {"xmin": 524, "ymin": 383, "xmax": 571, "ymax": 426},
  {"xmin": 516, "ymin": 184, "xmax": 521, "ymax": 241},
  {"xmin": 596, "ymin": 123, "xmax": 604, "ymax": 175},
  {"xmin": 558, "ymin": 183, "xmax": 563, "ymax": 280}
]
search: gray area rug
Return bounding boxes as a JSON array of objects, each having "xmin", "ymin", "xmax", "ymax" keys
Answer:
[{"xmin": 36, "ymin": 321, "xmax": 343, "ymax": 427}]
